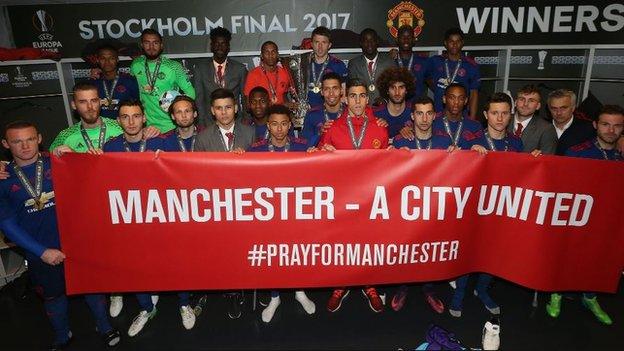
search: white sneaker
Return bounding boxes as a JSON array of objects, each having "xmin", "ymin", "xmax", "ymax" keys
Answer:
[
  {"xmin": 261, "ymin": 296, "xmax": 281, "ymax": 323},
  {"xmin": 294, "ymin": 291, "xmax": 316, "ymax": 315},
  {"xmin": 449, "ymin": 308, "xmax": 462, "ymax": 318},
  {"xmin": 109, "ymin": 295, "xmax": 123, "ymax": 318},
  {"xmin": 128, "ymin": 308, "xmax": 157, "ymax": 337},
  {"xmin": 151, "ymin": 295, "xmax": 159, "ymax": 306},
  {"xmin": 482, "ymin": 319, "xmax": 501, "ymax": 350},
  {"xmin": 180, "ymin": 305, "xmax": 196, "ymax": 330}
]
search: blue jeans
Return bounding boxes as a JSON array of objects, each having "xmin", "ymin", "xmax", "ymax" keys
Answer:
[
  {"xmin": 135, "ymin": 292, "xmax": 191, "ymax": 311},
  {"xmin": 450, "ymin": 273, "xmax": 497, "ymax": 311}
]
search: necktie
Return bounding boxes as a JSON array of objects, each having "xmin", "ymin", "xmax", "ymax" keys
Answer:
[
  {"xmin": 367, "ymin": 60, "xmax": 374, "ymax": 76},
  {"xmin": 225, "ymin": 132, "xmax": 234, "ymax": 150},
  {"xmin": 515, "ymin": 122, "xmax": 523, "ymax": 137},
  {"xmin": 217, "ymin": 65, "xmax": 224, "ymax": 86}
]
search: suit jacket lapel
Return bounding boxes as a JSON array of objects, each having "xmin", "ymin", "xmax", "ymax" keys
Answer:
[
  {"xmin": 359, "ymin": 56, "xmax": 367, "ymax": 76},
  {"xmin": 525, "ymin": 116, "xmax": 538, "ymax": 133},
  {"xmin": 211, "ymin": 124, "xmax": 226, "ymax": 151},
  {"xmin": 206, "ymin": 58, "xmax": 215, "ymax": 78},
  {"xmin": 224, "ymin": 61, "xmax": 237, "ymax": 88},
  {"xmin": 521, "ymin": 117, "xmax": 537, "ymax": 144},
  {"xmin": 232, "ymin": 123, "xmax": 243, "ymax": 149}
]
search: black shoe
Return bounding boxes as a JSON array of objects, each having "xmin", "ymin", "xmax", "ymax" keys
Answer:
[
  {"xmin": 193, "ymin": 294, "xmax": 208, "ymax": 316},
  {"xmin": 226, "ymin": 293, "xmax": 242, "ymax": 319},
  {"xmin": 103, "ymin": 328, "xmax": 121, "ymax": 347},
  {"xmin": 258, "ymin": 292, "xmax": 271, "ymax": 307},
  {"xmin": 49, "ymin": 333, "xmax": 73, "ymax": 351}
]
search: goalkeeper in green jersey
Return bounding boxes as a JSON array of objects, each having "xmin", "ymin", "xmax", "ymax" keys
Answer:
[
  {"xmin": 50, "ymin": 82, "xmax": 123, "ymax": 153},
  {"xmin": 50, "ymin": 82, "xmax": 160, "ymax": 155},
  {"xmin": 130, "ymin": 29, "xmax": 196, "ymax": 133}
]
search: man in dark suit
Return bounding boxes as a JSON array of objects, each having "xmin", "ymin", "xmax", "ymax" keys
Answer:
[
  {"xmin": 508, "ymin": 84, "xmax": 558, "ymax": 154},
  {"xmin": 195, "ymin": 88, "xmax": 254, "ymax": 153},
  {"xmin": 548, "ymin": 89, "xmax": 596, "ymax": 155},
  {"xmin": 193, "ymin": 27, "xmax": 247, "ymax": 126},
  {"xmin": 347, "ymin": 28, "xmax": 394, "ymax": 106}
]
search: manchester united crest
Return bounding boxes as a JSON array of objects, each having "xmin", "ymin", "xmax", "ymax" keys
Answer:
[{"xmin": 386, "ymin": 1, "xmax": 425, "ymax": 39}]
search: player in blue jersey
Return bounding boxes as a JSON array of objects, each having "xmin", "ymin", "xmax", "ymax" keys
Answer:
[
  {"xmin": 430, "ymin": 83, "xmax": 483, "ymax": 150},
  {"xmin": 392, "ymin": 96, "xmax": 453, "ymax": 151},
  {"xmin": 91, "ymin": 44, "xmax": 140, "ymax": 119},
  {"xmin": 243, "ymin": 86, "xmax": 297, "ymax": 142},
  {"xmin": 307, "ymin": 26, "xmax": 349, "ymax": 108},
  {"xmin": 550, "ymin": 105, "xmax": 624, "ymax": 325},
  {"xmin": 470, "ymin": 93, "xmax": 524, "ymax": 155},
  {"xmin": 161, "ymin": 95, "xmax": 201, "ymax": 152},
  {"xmin": 0, "ymin": 121, "xmax": 120, "ymax": 350},
  {"xmin": 449, "ymin": 93, "xmax": 521, "ymax": 319},
  {"xmin": 390, "ymin": 97, "xmax": 453, "ymax": 314},
  {"xmin": 245, "ymin": 86, "xmax": 271, "ymax": 141},
  {"xmin": 564, "ymin": 105, "xmax": 624, "ymax": 161},
  {"xmin": 395, "ymin": 25, "xmax": 428, "ymax": 100},
  {"xmin": 103, "ymin": 100, "xmax": 165, "ymax": 152},
  {"xmin": 302, "ymin": 72, "xmax": 344, "ymax": 147},
  {"xmin": 248, "ymin": 104, "xmax": 310, "ymax": 152},
  {"xmin": 425, "ymin": 27, "xmax": 481, "ymax": 119},
  {"xmin": 247, "ymin": 105, "xmax": 314, "ymax": 322},
  {"xmin": 101, "ymin": 100, "xmax": 196, "ymax": 334},
  {"xmin": 374, "ymin": 66, "xmax": 415, "ymax": 138}
]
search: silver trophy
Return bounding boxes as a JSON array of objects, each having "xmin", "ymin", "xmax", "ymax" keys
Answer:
[
  {"xmin": 538, "ymin": 50, "xmax": 548, "ymax": 70},
  {"xmin": 282, "ymin": 53, "xmax": 311, "ymax": 129},
  {"xmin": 36, "ymin": 10, "xmax": 49, "ymax": 32}
]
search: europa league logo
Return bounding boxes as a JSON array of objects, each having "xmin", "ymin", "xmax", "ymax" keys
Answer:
[
  {"xmin": 538, "ymin": 50, "xmax": 548, "ymax": 70},
  {"xmin": 15, "ymin": 66, "xmax": 24, "ymax": 79},
  {"xmin": 12, "ymin": 66, "xmax": 32, "ymax": 88},
  {"xmin": 33, "ymin": 9, "xmax": 53, "ymax": 32}
]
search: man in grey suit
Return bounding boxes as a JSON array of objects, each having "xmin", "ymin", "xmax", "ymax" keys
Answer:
[
  {"xmin": 508, "ymin": 84, "xmax": 558, "ymax": 154},
  {"xmin": 193, "ymin": 27, "xmax": 247, "ymax": 126},
  {"xmin": 347, "ymin": 28, "xmax": 395, "ymax": 106},
  {"xmin": 193, "ymin": 88, "xmax": 253, "ymax": 319},
  {"xmin": 195, "ymin": 88, "xmax": 254, "ymax": 152}
]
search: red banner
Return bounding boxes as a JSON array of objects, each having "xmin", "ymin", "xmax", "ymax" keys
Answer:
[{"xmin": 51, "ymin": 151, "xmax": 624, "ymax": 295}]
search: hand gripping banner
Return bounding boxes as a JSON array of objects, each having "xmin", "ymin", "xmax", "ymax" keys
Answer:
[{"xmin": 51, "ymin": 151, "xmax": 624, "ymax": 295}]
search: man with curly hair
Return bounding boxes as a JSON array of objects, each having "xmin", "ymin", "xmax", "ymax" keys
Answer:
[{"xmin": 373, "ymin": 66, "xmax": 415, "ymax": 138}]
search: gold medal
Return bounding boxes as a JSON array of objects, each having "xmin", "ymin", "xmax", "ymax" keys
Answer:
[
  {"xmin": 368, "ymin": 84, "xmax": 376, "ymax": 92},
  {"xmin": 34, "ymin": 197, "xmax": 47, "ymax": 211},
  {"xmin": 437, "ymin": 78, "xmax": 449, "ymax": 89},
  {"xmin": 13, "ymin": 157, "xmax": 48, "ymax": 212},
  {"xmin": 144, "ymin": 85, "xmax": 152, "ymax": 92},
  {"xmin": 312, "ymin": 85, "xmax": 321, "ymax": 94}
]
